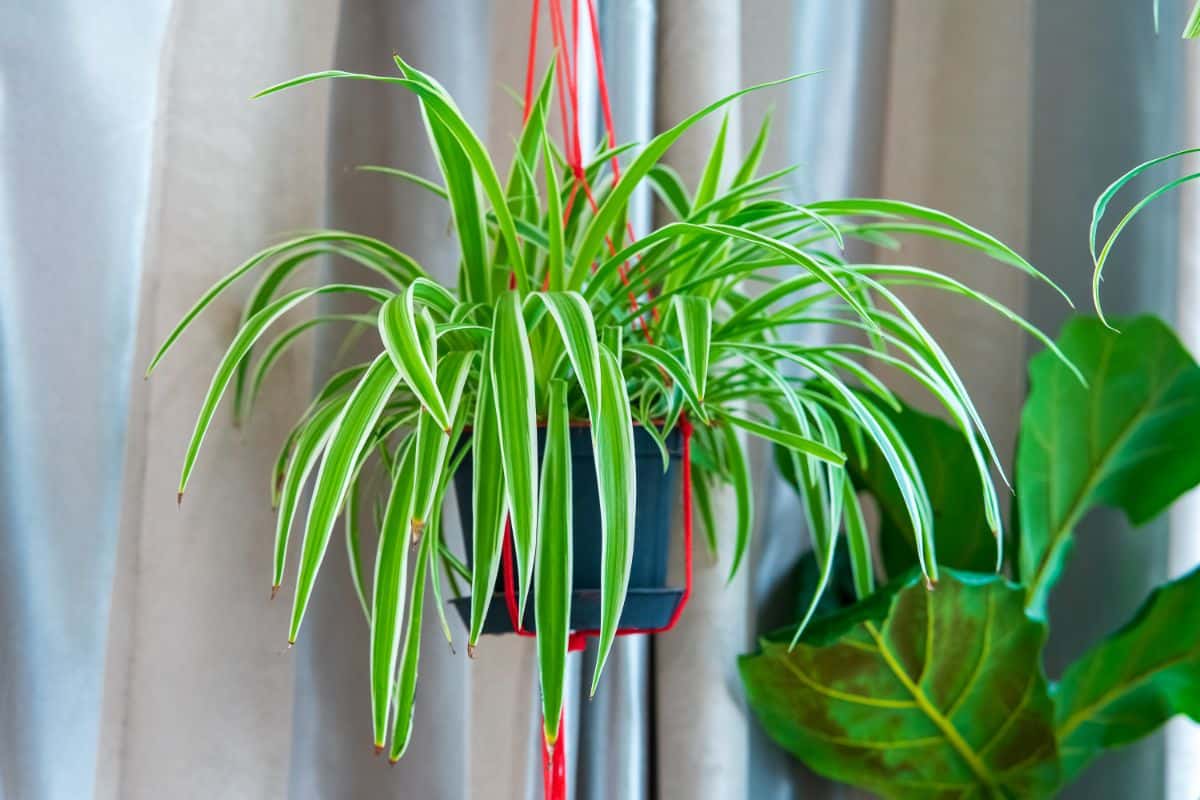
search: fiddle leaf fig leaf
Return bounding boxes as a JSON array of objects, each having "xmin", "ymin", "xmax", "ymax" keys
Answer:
[
  {"xmin": 1018, "ymin": 316, "xmax": 1200, "ymax": 618},
  {"xmin": 1054, "ymin": 565, "xmax": 1200, "ymax": 782},
  {"xmin": 739, "ymin": 572, "xmax": 1060, "ymax": 800}
]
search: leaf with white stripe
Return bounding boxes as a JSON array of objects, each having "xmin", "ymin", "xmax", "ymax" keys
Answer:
[
  {"xmin": 590, "ymin": 344, "xmax": 637, "ymax": 696},
  {"xmin": 536, "ymin": 380, "xmax": 572, "ymax": 746},
  {"xmin": 379, "ymin": 287, "xmax": 450, "ymax": 431},
  {"xmin": 177, "ymin": 283, "xmax": 388, "ymax": 502},
  {"xmin": 490, "ymin": 291, "xmax": 539, "ymax": 617},
  {"xmin": 370, "ymin": 437, "xmax": 416, "ymax": 749},
  {"xmin": 672, "ymin": 295, "xmax": 713, "ymax": 403},
  {"xmin": 289, "ymin": 352, "xmax": 402, "ymax": 644}
]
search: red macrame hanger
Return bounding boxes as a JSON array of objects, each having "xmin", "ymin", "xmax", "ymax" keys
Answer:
[{"xmin": 508, "ymin": 2, "xmax": 696, "ymax": 798}]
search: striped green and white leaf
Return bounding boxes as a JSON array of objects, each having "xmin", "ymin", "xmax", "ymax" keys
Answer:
[
  {"xmin": 290, "ymin": 352, "xmax": 402, "ymax": 644},
  {"xmin": 370, "ymin": 438, "xmax": 416, "ymax": 749},
  {"xmin": 468, "ymin": 336, "xmax": 509, "ymax": 652},
  {"xmin": 389, "ymin": 526, "xmax": 433, "ymax": 762},
  {"xmin": 490, "ymin": 291, "xmax": 539, "ymax": 617},
  {"xmin": 590, "ymin": 344, "xmax": 637, "ymax": 695},
  {"xmin": 535, "ymin": 380, "xmax": 573, "ymax": 746},
  {"xmin": 379, "ymin": 286, "xmax": 450, "ymax": 431}
]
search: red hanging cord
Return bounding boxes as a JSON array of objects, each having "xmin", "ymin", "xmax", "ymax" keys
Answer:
[
  {"xmin": 511, "ymin": 3, "xmax": 696, "ymax": 798},
  {"xmin": 500, "ymin": 418, "xmax": 694, "ymax": 800},
  {"xmin": 522, "ymin": 0, "xmax": 542, "ymax": 123},
  {"xmin": 541, "ymin": 714, "xmax": 568, "ymax": 800}
]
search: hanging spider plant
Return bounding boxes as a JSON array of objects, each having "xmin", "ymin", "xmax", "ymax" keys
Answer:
[{"xmin": 146, "ymin": 57, "xmax": 1073, "ymax": 759}]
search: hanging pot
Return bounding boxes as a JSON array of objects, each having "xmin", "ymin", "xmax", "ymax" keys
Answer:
[{"xmin": 450, "ymin": 425, "xmax": 685, "ymax": 634}]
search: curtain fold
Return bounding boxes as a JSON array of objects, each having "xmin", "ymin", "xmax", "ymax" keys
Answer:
[
  {"xmin": 95, "ymin": 2, "xmax": 340, "ymax": 797},
  {"xmin": 0, "ymin": 2, "xmax": 170, "ymax": 798}
]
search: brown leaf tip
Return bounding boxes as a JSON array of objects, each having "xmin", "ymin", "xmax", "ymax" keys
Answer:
[
  {"xmin": 176, "ymin": 492, "xmax": 184, "ymax": 507},
  {"xmin": 374, "ymin": 744, "xmax": 384, "ymax": 756},
  {"xmin": 270, "ymin": 585, "xmax": 280, "ymax": 600},
  {"xmin": 467, "ymin": 643, "xmax": 478, "ymax": 659}
]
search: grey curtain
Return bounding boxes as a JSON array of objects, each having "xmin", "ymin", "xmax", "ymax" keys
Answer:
[
  {"xmin": 0, "ymin": 2, "xmax": 171, "ymax": 799},
  {"xmin": 1, "ymin": 2, "xmax": 1196, "ymax": 799}
]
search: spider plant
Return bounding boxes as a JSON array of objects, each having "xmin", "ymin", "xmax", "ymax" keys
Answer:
[{"xmin": 146, "ymin": 57, "xmax": 1073, "ymax": 759}]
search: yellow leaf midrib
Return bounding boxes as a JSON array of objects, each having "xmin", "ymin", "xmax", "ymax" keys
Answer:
[{"xmin": 864, "ymin": 621, "xmax": 1001, "ymax": 795}]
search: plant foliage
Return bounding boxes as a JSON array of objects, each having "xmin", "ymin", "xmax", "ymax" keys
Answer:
[
  {"xmin": 743, "ymin": 315, "xmax": 1200, "ymax": 798},
  {"xmin": 149, "ymin": 58, "xmax": 1068, "ymax": 757}
]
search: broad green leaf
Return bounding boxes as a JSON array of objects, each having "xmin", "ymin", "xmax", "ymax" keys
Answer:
[
  {"xmin": 379, "ymin": 289, "xmax": 450, "ymax": 431},
  {"xmin": 1018, "ymin": 316, "xmax": 1200, "ymax": 618},
  {"xmin": 590, "ymin": 345, "xmax": 637, "ymax": 696},
  {"xmin": 178, "ymin": 284, "xmax": 388, "ymax": 501},
  {"xmin": 272, "ymin": 399, "xmax": 344, "ymax": 591},
  {"xmin": 1055, "ymin": 565, "xmax": 1200, "ymax": 782},
  {"xmin": 490, "ymin": 291, "xmax": 539, "ymax": 617},
  {"xmin": 370, "ymin": 438, "xmax": 415, "ymax": 749},
  {"xmin": 289, "ymin": 352, "xmax": 402, "ymax": 644},
  {"xmin": 672, "ymin": 295, "xmax": 712, "ymax": 402},
  {"xmin": 468, "ymin": 338, "xmax": 508, "ymax": 651},
  {"xmin": 389, "ymin": 526, "xmax": 432, "ymax": 762},
  {"xmin": 536, "ymin": 380, "xmax": 572, "ymax": 745},
  {"xmin": 740, "ymin": 572, "xmax": 1060, "ymax": 800}
]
